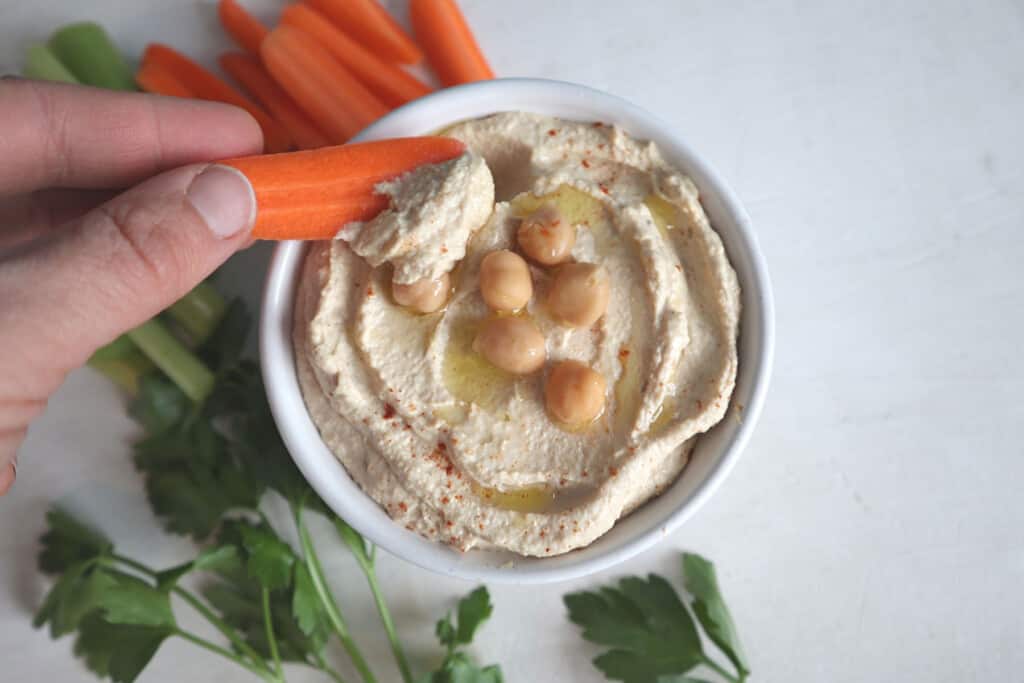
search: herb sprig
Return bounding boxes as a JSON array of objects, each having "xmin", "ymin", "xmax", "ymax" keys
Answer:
[
  {"xmin": 565, "ymin": 553, "xmax": 750, "ymax": 683},
  {"xmin": 35, "ymin": 289, "xmax": 500, "ymax": 683}
]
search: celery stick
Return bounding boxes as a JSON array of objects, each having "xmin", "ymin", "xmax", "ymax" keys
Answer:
[
  {"xmin": 90, "ymin": 334, "xmax": 141, "ymax": 363},
  {"xmin": 23, "ymin": 43, "xmax": 80, "ymax": 83},
  {"xmin": 48, "ymin": 22, "xmax": 135, "ymax": 91},
  {"xmin": 88, "ymin": 354, "xmax": 150, "ymax": 395},
  {"xmin": 127, "ymin": 320, "xmax": 215, "ymax": 403},
  {"xmin": 166, "ymin": 282, "xmax": 228, "ymax": 345},
  {"xmin": 88, "ymin": 335, "xmax": 154, "ymax": 395}
]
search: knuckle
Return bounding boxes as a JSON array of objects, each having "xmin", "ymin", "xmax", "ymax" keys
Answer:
[{"xmin": 82, "ymin": 199, "xmax": 189, "ymax": 296}]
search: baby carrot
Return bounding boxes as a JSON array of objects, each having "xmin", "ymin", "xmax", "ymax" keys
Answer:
[
  {"xmin": 221, "ymin": 136, "xmax": 466, "ymax": 240},
  {"xmin": 135, "ymin": 61, "xmax": 195, "ymax": 98},
  {"xmin": 410, "ymin": 0, "xmax": 494, "ymax": 86},
  {"xmin": 306, "ymin": 0, "xmax": 422, "ymax": 65},
  {"xmin": 141, "ymin": 44, "xmax": 291, "ymax": 152},
  {"xmin": 261, "ymin": 25, "xmax": 387, "ymax": 145},
  {"xmin": 217, "ymin": 0, "xmax": 269, "ymax": 56},
  {"xmin": 219, "ymin": 52, "xmax": 330, "ymax": 150},
  {"xmin": 280, "ymin": 4, "xmax": 431, "ymax": 108}
]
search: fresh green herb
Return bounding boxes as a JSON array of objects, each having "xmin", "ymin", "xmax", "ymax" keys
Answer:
[
  {"xmin": 23, "ymin": 43, "xmax": 80, "ymax": 83},
  {"xmin": 420, "ymin": 587, "xmax": 503, "ymax": 683},
  {"xmin": 682, "ymin": 554, "xmax": 749, "ymax": 680},
  {"xmin": 48, "ymin": 22, "xmax": 136, "ymax": 90},
  {"xmin": 565, "ymin": 553, "xmax": 749, "ymax": 683},
  {"xmin": 37, "ymin": 280, "xmax": 503, "ymax": 683}
]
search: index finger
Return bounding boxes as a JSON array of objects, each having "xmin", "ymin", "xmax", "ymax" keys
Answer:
[{"xmin": 0, "ymin": 79, "xmax": 264, "ymax": 196}]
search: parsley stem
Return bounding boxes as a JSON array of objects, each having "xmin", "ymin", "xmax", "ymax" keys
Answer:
[
  {"xmin": 172, "ymin": 585, "xmax": 270, "ymax": 673},
  {"xmin": 700, "ymin": 654, "xmax": 741, "ymax": 683},
  {"xmin": 261, "ymin": 587, "xmax": 285, "ymax": 680},
  {"xmin": 295, "ymin": 512, "xmax": 379, "ymax": 683},
  {"xmin": 175, "ymin": 627, "xmax": 276, "ymax": 682},
  {"xmin": 312, "ymin": 650, "xmax": 349, "ymax": 683},
  {"xmin": 351, "ymin": 549, "xmax": 413, "ymax": 683},
  {"xmin": 108, "ymin": 553, "xmax": 270, "ymax": 675}
]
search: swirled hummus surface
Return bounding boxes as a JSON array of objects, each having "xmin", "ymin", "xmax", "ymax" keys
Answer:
[{"xmin": 294, "ymin": 112, "xmax": 740, "ymax": 557}]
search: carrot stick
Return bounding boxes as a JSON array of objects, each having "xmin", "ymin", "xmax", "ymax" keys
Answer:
[
  {"xmin": 409, "ymin": 0, "xmax": 493, "ymax": 86},
  {"xmin": 261, "ymin": 25, "xmax": 388, "ymax": 145},
  {"xmin": 141, "ymin": 44, "xmax": 291, "ymax": 152},
  {"xmin": 220, "ymin": 136, "xmax": 466, "ymax": 240},
  {"xmin": 217, "ymin": 0, "xmax": 269, "ymax": 56},
  {"xmin": 306, "ymin": 0, "xmax": 422, "ymax": 65},
  {"xmin": 219, "ymin": 52, "xmax": 330, "ymax": 150},
  {"xmin": 135, "ymin": 61, "xmax": 195, "ymax": 98},
  {"xmin": 280, "ymin": 4, "xmax": 431, "ymax": 108}
]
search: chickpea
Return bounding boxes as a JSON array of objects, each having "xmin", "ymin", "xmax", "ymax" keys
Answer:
[
  {"xmin": 546, "ymin": 263, "xmax": 610, "ymax": 328},
  {"xmin": 545, "ymin": 360, "xmax": 607, "ymax": 427},
  {"xmin": 472, "ymin": 316, "xmax": 546, "ymax": 374},
  {"xmin": 479, "ymin": 250, "xmax": 533, "ymax": 312},
  {"xmin": 517, "ymin": 204, "xmax": 575, "ymax": 265},
  {"xmin": 392, "ymin": 272, "xmax": 451, "ymax": 313}
]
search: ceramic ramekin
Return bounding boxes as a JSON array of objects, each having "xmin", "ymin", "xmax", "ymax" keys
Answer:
[{"xmin": 260, "ymin": 78, "xmax": 774, "ymax": 584}]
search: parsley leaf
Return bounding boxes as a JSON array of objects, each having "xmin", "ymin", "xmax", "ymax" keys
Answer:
[
  {"xmin": 239, "ymin": 523, "xmax": 296, "ymax": 591},
  {"xmin": 34, "ymin": 561, "xmax": 109, "ymax": 637},
  {"xmin": 454, "ymin": 586, "xmax": 493, "ymax": 648},
  {"xmin": 133, "ymin": 416, "xmax": 263, "ymax": 540},
  {"xmin": 682, "ymin": 553, "xmax": 749, "ymax": 678},
  {"xmin": 154, "ymin": 545, "xmax": 239, "ymax": 590},
  {"xmin": 128, "ymin": 373, "xmax": 188, "ymax": 435},
  {"xmin": 197, "ymin": 298, "xmax": 251, "ymax": 371},
  {"xmin": 38, "ymin": 508, "xmax": 112, "ymax": 574},
  {"xmin": 435, "ymin": 586, "xmax": 493, "ymax": 652},
  {"xmin": 565, "ymin": 574, "xmax": 702, "ymax": 683},
  {"xmin": 201, "ymin": 520, "xmax": 327, "ymax": 662},
  {"xmin": 291, "ymin": 561, "xmax": 329, "ymax": 640},
  {"xmin": 418, "ymin": 652, "xmax": 504, "ymax": 683},
  {"xmin": 207, "ymin": 360, "xmax": 311, "ymax": 504},
  {"xmin": 74, "ymin": 613, "xmax": 173, "ymax": 683},
  {"xmin": 93, "ymin": 569, "xmax": 175, "ymax": 628},
  {"xmin": 424, "ymin": 587, "xmax": 502, "ymax": 683},
  {"xmin": 566, "ymin": 555, "xmax": 750, "ymax": 683}
]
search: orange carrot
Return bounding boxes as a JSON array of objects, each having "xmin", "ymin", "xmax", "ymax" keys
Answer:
[
  {"xmin": 261, "ymin": 25, "xmax": 388, "ymax": 145},
  {"xmin": 306, "ymin": 0, "xmax": 422, "ymax": 65},
  {"xmin": 409, "ymin": 0, "xmax": 493, "ymax": 86},
  {"xmin": 141, "ymin": 44, "xmax": 291, "ymax": 153},
  {"xmin": 221, "ymin": 136, "xmax": 466, "ymax": 240},
  {"xmin": 135, "ymin": 61, "xmax": 195, "ymax": 98},
  {"xmin": 219, "ymin": 52, "xmax": 330, "ymax": 150},
  {"xmin": 280, "ymin": 4, "xmax": 431, "ymax": 108},
  {"xmin": 217, "ymin": 0, "xmax": 269, "ymax": 56}
]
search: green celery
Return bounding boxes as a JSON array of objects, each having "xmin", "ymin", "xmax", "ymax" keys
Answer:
[
  {"xmin": 23, "ymin": 43, "xmax": 80, "ymax": 83},
  {"xmin": 48, "ymin": 22, "xmax": 135, "ymax": 91},
  {"xmin": 88, "ymin": 335, "xmax": 153, "ymax": 395},
  {"xmin": 166, "ymin": 282, "xmax": 228, "ymax": 345},
  {"xmin": 127, "ymin": 319, "xmax": 214, "ymax": 403}
]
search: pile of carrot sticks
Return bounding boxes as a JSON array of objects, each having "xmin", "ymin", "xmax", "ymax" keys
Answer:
[{"xmin": 137, "ymin": 0, "xmax": 494, "ymax": 152}]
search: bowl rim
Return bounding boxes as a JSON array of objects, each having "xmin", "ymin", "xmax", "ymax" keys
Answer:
[{"xmin": 260, "ymin": 77, "xmax": 775, "ymax": 584}]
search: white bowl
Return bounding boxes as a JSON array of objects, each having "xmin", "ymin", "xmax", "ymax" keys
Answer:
[{"xmin": 260, "ymin": 78, "xmax": 774, "ymax": 584}]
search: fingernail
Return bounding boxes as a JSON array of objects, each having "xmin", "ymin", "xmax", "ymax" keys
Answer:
[
  {"xmin": 0, "ymin": 462, "xmax": 15, "ymax": 496},
  {"xmin": 186, "ymin": 164, "xmax": 256, "ymax": 239}
]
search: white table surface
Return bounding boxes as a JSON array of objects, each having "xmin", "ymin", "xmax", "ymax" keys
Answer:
[{"xmin": 2, "ymin": 1, "xmax": 1023, "ymax": 681}]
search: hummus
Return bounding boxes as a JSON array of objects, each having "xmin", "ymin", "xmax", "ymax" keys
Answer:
[{"xmin": 294, "ymin": 112, "xmax": 741, "ymax": 557}]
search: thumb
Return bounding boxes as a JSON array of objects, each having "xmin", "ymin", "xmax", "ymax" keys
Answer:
[{"xmin": 0, "ymin": 163, "xmax": 255, "ymax": 383}]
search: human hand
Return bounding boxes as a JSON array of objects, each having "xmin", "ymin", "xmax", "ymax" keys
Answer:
[{"xmin": 0, "ymin": 79, "xmax": 265, "ymax": 495}]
